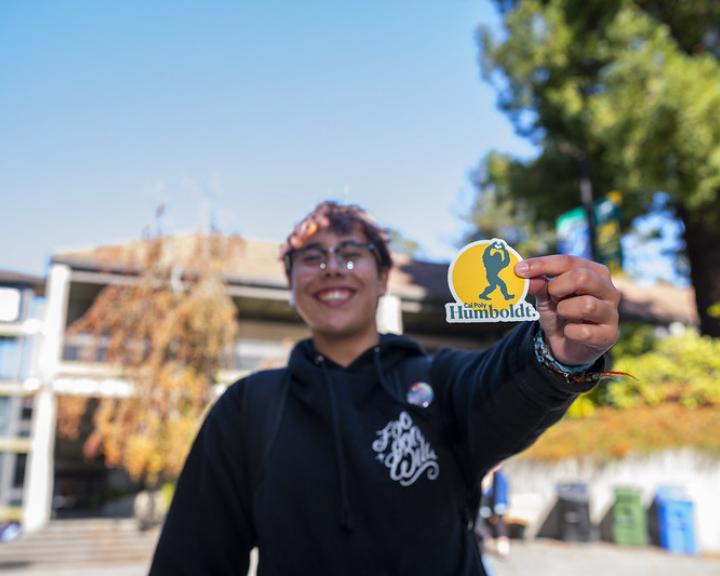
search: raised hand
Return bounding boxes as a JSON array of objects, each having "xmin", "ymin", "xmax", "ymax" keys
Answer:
[{"xmin": 514, "ymin": 255, "xmax": 620, "ymax": 366}]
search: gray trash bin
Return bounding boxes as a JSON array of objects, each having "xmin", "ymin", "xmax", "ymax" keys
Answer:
[{"xmin": 556, "ymin": 482, "xmax": 592, "ymax": 542}]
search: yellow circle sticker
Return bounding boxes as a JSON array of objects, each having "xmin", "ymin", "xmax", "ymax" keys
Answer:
[{"xmin": 445, "ymin": 239, "xmax": 539, "ymax": 323}]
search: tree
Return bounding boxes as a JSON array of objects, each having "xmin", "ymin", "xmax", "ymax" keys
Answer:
[
  {"xmin": 477, "ymin": 0, "xmax": 720, "ymax": 335},
  {"xmin": 389, "ymin": 229, "xmax": 423, "ymax": 258},
  {"xmin": 462, "ymin": 151, "xmax": 555, "ymax": 257},
  {"xmin": 57, "ymin": 233, "xmax": 240, "ymax": 486}
]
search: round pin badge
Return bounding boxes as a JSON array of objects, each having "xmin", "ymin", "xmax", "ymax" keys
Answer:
[{"xmin": 406, "ymin": 382, "xmax": 434, "ymax": 408}]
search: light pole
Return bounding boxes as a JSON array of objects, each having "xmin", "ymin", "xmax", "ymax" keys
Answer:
[{"xmin": 579, "ymin": 158, "xmax": 598, "ymax": 262}]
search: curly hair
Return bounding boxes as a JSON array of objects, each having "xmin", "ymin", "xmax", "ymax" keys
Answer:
[{"xmin": 281, "ymin": 201, "xmax": 393, "ymax": 277}]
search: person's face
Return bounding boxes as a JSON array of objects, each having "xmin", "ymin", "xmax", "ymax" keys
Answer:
[{"xmin": 289, "ymin": 226, "xmax": 388, "ymax": 341}]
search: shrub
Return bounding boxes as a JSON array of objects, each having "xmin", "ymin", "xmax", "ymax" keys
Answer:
[{"xmin": 611, "ymin": 329, "xmax": 720, "ymax": 409}]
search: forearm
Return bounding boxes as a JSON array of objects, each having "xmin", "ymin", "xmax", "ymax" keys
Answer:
[{"xmin": 431, "ymin": 322, "xmax": 601, "ymax": 479}]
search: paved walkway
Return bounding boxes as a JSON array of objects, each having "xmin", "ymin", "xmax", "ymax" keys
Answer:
[
  {"xmin": 486, "ymin": 539, "xmax": 720, "ymax": 576},
  {"xmin": 2, "ymin": 541, "xmax": 719, "ymax": 575}
]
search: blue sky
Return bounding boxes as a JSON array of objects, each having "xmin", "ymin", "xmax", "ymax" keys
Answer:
[{"xmin": 1, "ymin": 1, "xmax": 539, "ymax": 275}]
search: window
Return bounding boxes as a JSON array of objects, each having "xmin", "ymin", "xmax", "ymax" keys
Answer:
[
  {"xmin": 12, "ymin": 453, "xmax": 27, "ymax": 489},
  {"xmin": 0, "ymin": 338, "xmax": 23, "ymax": 380},
  {"xmin": 21, "ymin": 396, "xmax": 32, "ymax": 421},
  {"xmin": 0, "ymin": 288, "xmax": 21, "ymax": 323},
  {"xmin": 0, "ymin": 397, "xmax": 11, "ymax": 435}
]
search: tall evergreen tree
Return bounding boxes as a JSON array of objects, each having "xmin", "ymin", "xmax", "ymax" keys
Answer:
[{"xmin": 477, "ymin": 0, "xmax": 720, "ymax": 335}]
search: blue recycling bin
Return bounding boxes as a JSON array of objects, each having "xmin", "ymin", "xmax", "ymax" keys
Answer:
[{"xmin": 655, "ymin": 487, "xmax": 698, "ymax": 554}]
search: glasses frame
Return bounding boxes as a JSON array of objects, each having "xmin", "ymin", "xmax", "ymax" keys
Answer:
[{"xmin": 285, "ymin": 240, "xmax": 380, "ymax": 274}]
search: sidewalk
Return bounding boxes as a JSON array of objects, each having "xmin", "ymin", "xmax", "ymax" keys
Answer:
[
  {"xmin": 486, "ymin": 539, "xmax": 720, "ymax": 576},
  {"xmin": 2, "ymin": 541, "xmax": 719, "ymax": 575}
]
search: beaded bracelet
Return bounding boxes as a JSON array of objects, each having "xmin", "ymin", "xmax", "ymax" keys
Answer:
[
  {"xmin": 532, "ymin": 328, "xmax": 635, "ymax": 387},
  {"xmin": 532, "ymin": 329, "xmax": 593, "ymax": 374}
]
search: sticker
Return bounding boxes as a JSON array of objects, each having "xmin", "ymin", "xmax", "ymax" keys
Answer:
[
  {"xmin": 406, "ymin": 382, "xmax": 433, "ymax": 408},
  {"xmin": 445, "ymin": 239, "xmax": 539, "ymax": 323}
]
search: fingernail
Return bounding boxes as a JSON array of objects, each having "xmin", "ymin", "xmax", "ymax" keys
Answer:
[{"xmin": 515, "ymin": 261, "xmax": 529, "ymax": 275}]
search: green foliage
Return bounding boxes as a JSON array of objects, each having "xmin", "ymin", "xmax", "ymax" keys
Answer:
[
  {"xmin": 566, "ymin": 391, "xmax": 596, "ymax": 418},
  {"xmin": 477, "ymin": 0, "xmax": 720, "ymax": 336},
  {"xmin": 709, "ymin": 301, "xmax": 720, "ymax": 319},
  {"xmin": 611, "ymin": 329, "xmax": 720, "ymax": 409},
  {"xmin": 612, "ymin": 321, "xmax": 660, "ymax": 357},
  {"xmin": 480, "ymin": 0, "xmax": 720, "ymax": 225},
  {"xmin": 389, "ymin": 229, "xmax": 422, "ymax": 258},
  {"xmin": 565, "ymin": 324, "xmax": 720, "ymax": 420},
  {"xmin": 462, "ymin": 152, "xmax": 556, "ymax": 257},
  {"xmin": 162, "ymin": 482, "xmax": 175, "ymax": 511}
]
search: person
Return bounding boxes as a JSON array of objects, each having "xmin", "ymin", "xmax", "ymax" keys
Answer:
[
  {"xmin": 150, "ymin": 201, "xmax": 620, "ymax": 575},
  {"xmin": 475, "ymin": 465, "xmax": 510, "ymax": 558}
]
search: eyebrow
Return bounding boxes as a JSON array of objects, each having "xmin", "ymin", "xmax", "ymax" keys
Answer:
[
  {"xmin": 298, "ymin": 240, "xmax": 366, "ymax": 251},
  {"xmin": 296, "ymin": 242, "xmax": 324, "ymax": 251}
]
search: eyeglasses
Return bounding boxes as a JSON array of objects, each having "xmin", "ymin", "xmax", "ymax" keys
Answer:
[{"xmin": 285, "ymin": 241, "xmax": 378, "ymax": 273}]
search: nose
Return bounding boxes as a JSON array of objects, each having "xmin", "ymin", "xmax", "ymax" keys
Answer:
[{"xmin": 321, "ymin": 253, "xmax": 345, "ymax": 274}]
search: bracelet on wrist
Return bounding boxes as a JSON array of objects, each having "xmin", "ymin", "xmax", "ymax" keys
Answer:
[{"xmin": 532, "ymin": 328, "xmax": 633, "ymax": 387}]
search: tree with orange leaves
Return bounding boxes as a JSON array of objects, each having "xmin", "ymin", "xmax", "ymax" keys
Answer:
[{"xmin": 58, "ymin": 232, "xmax": 239, "ymax": 487}]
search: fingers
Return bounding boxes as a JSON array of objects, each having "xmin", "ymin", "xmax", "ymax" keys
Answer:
[
  {"xmin": 556, "ymin": 291, "xmax": 620, "ymax": 354},
  {"xmin": 527, "ymin": 277, "xmax": 549, "ymax": 296},
  {"xmin": 516, "ymin": 255, "xmax": 621, "ymax": 363},
  {"xmin": 517, "ymin": 256, "xmax": 620, "ymax": 306},
  {"xmin": 556, "ymin": 295, "xmax": 619, "ymax": 325},
  {"xmin": 515, "ymin": 254, "xmax": 611, "ymax": 281},
  {"xmin": 546, "ymin": 266, "xmax": 620, "ymax": 305},
  {"xmin": 563, "ymin": 322, "xmax": 619, "ymax": 352}
]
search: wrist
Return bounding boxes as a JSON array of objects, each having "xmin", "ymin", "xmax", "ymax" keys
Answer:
[{"xmin": 533, "ymin": 328, "xmax": 600, "ymax": 386}]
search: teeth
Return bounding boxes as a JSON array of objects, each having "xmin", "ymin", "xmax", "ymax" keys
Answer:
[{"xmin": 318, "ymin": 289, "xmax": 352, "ymax": 302}]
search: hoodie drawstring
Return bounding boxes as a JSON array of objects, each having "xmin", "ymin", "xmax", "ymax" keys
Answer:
[
  {"xmin": 373, "ymin": 346, "xmax": 399, "ymax": 402},
  {"xmin": 316, "ymin": 355, "xmax": 355, "ymax": 532}
]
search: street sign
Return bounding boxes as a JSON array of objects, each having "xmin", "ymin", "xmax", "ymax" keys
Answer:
[{"xmin": 556, "ymin": 192, "xmax": 623, "ymax": 271}]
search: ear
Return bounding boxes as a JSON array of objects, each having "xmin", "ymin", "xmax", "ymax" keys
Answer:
[
  {"xmin": 287, "ymin": 277, "xmax": 295, "ymax": 306},
  {"xmin": 378, "ymin": 268, "xmax": 389, "ymax": 295}
]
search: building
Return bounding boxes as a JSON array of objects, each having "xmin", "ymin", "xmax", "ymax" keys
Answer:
[
  {"xmin": 9, "ymin": 235, "xmax": 699, "ymax": 533},
  {"xmin": 0, "ymin": 272, "xmax": 45, "ymax": 525}
]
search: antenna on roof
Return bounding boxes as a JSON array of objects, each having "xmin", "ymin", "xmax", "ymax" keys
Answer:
[
  {"xmin": 154, "ymin": 202, "xmax": 166, "ymax": 237},
  {"xmin": 200, "ymin": 197, "xmax": 211, "ymax": 235}
]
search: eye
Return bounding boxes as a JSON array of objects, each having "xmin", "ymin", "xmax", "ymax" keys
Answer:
[
  {"xmin": 338, "ymin": 244, "xmax": 366, "ymax": 261},
  {"xmin": 296, "ymin": 250, "xmax": 324, "ymax": 265},
  {"xmin": 339, "ymin": 248, "xmax": 363, "ymax": 260}
]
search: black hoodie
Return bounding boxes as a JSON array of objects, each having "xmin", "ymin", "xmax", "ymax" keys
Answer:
[{"xmin": 150, "ymin": 322, "xmax": 598, "ymax": 575}]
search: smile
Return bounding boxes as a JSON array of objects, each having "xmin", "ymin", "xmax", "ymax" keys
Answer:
[{"xmin": 315, "ymin": 288, "xmax": 356, "ymax": 305}]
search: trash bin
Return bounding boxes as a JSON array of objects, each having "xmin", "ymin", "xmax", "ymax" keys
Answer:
[
  {"xmin": 556, "ymin": 482, "xmax": 592, "ymax": 542},
  {"xmin": 612, "ymin": 487, "xmax": 647, "ymax": 546},
  {"xmin": 654, "ymin": 487, "xmax": 698, "ymax": 554}
]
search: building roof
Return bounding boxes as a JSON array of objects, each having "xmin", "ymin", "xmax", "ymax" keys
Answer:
[
  {"xmin": 0, "ymin": 270, "xmax": 45, "ymax": 296},
  {"xmin": 613, "ymin": 276, "xmax": 698, "ymax": 326},
  {"xmin": 52, "ymin": 234, "xmax": 444, "ymax": 302},
  {"xmin": 52, "ymin": 234, "xmax": 698, "ymax": 325}
]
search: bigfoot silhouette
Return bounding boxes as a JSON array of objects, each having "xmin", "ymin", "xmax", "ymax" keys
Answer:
[{"xmin": 479, "ymin": 240, "xmax": 515, "ymax": 301}]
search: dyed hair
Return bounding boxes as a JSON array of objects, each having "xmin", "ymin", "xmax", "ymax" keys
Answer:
[{"xmin": 281, "ymin": 201, "xmax": 393, "ymax": 277}]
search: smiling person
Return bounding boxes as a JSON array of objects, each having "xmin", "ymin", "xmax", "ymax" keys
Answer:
[{"xmin": 150, "ymin": 201, "xmax": 620, "ymax": 576}]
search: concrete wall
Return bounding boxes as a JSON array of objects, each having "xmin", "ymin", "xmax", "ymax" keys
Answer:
[{"xmin": 504, "ymin": 449, "xmax": 720, "ymax": 552}]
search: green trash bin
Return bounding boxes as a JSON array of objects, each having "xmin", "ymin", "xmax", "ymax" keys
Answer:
[{"xmin": 612, "ymin": 487, "xmax": 647, "ymax": 546}]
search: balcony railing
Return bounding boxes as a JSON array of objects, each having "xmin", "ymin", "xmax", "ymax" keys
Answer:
[{"xmin": 62, "ymin": 334, "xmax": 290, "ymax": 374}]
